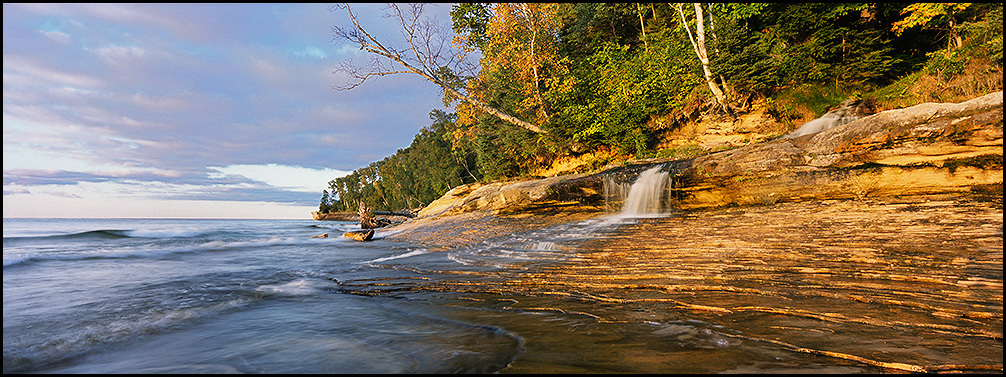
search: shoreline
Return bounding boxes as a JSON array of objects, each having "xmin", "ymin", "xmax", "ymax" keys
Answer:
[
  {"xmin": 381, "ymin": 191, "xmax": 1002, "ymax": 249},
  {"xmin": 382, "ymin": 208, "xmax": 606, "ymax": 248},
  {"xmin": 335, "ymin": 91, "xmax": 1002, "ymax": 248}
]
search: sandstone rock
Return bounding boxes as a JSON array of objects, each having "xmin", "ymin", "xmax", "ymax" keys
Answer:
[
  {"xmin": 381, "ymin": 92, "xmax": 1002, "ymax": 249},
  {"xmin": 673, "ymin": 91, "xmax": 1002, "ymax": 209},
  {"xmin": 389, "ymin": 91, "xmax": 1002, "ymax": 229},
  {"xmin": 311, "ymin": 233, "xmax": 328, "ymax": 238},
  {"xmin": 343, "ymin": 229, "xmax": 374, "ymax": 241}
]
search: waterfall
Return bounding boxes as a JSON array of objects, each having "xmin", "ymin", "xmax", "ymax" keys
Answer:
[
  {"xmin": 783, "ymin": 112, "xmax": 860, "ymax": 138},
  {"xmin": 604, "ymin": 166, "xmax": 674, "ymax": 217},
  {"xmin": 783, "ymin": 99, "xmax": 873, "ymax": 138}
]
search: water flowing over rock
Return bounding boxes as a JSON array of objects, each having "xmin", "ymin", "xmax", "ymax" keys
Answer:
[
  {"xmin": 783, "ymin": 98, "xmax": 877, "ymax": 138},
  {"xmin": 386, "ymin": 92, "xmax": 1002, "ymax": 247},
  {"xmin": 606, "ymin": 166, "xmax": 675, "ymax": 216},
  {"xmin": 374, "ymin": 93, "xmax": 1003, "ymax": 373}
]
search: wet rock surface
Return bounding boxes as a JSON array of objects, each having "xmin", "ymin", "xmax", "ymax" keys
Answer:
[
  {"xmin": 376, "ymin": 194, "xmax": 1002, "ymax": 373},
  {"xmin": 343, "ymin": 229, "xmax": 375, "ymax": 241},
  {"xmin": 385, "ymin": 92, "xmax": 1002, "ymax": 249},
  {"xmin": 502, "ymin": 195, "xmax": 1003, "ymax": 373},
  {"xmin": 370, "ymin": 93, "xmax": 1004, "ymax": 373}
]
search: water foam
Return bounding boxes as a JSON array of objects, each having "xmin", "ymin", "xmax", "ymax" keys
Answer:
[
  {"xmin": 621, "ymin": 166, "xmax": 671, "ymax": 216},
  {"xmin": 603, "ymin": 165, "xmax": 674, "ymax": 218},
  {"xmin": 367, "ymin": 248, "xmax": 431, "ymax": 264}
]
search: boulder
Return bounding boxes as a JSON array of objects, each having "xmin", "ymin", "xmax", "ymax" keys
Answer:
[
  {"xmin": 310, "ymin": 233, "xmax": 328, "ymax": 238},
  {"xmin": 343, "ymin": 229, "xmax": 375, "ymax": 241}
]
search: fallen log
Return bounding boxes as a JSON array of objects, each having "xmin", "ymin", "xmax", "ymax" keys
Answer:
[{"xmin": 373, "ymin": 210, "xmax": 416, "ymax": 218}]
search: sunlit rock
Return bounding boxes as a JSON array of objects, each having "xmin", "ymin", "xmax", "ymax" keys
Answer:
[{"xmin": 344, "ymin": 229, "xmax": 374, "ymax": 241}]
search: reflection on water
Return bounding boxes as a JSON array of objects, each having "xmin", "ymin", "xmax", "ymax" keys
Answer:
[{"xmin": 352, "ymin": 197, "xmax": 1003, "ymax": 373}]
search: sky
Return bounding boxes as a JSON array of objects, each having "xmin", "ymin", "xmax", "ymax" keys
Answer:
[{"xmin": 3, "ymin": 3, "xmax": 456, "ymax": 219}]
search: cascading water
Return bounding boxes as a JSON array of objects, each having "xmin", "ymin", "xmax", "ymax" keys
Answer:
[
  {"xmin": 782, "ymin": 98, "xmax": 874, "ymax": 138},
  {"xmin": 604, "ymin": 165, "xmax": 674, "ymax": 217},
  {"xmin": 621, "ymin": 167, "xmax": 671, "ymax": 216}
]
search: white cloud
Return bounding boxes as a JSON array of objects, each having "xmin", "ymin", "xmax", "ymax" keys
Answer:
[
  {"xmin": 88, "ymin": 44, "xmax": 149, "ymax": 66},
  {"xmin": 2, "ymin": 184, "xmax": 316, "ymax": 219},
  {"xmin": 4, "ymin": 3, "xmax": 449, "ymax": 219},
  {"xmin": 295, "ymin": 46, "xmax": 328, "ymax": 59},
  {"xmin": 39, "ymin": 29, "xmax": 71, "ymax": 43},
  {"xmin": 2, "ymin": 55, "xmax": 104, "ymax": 88},
  {"xmin": 210, "ymin": 164, "xmax": 350, "ymax": 193}
]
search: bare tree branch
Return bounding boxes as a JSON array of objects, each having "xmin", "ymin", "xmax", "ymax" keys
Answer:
[{"xmin": 330, "ymin": 3, "xmax": 545, "ymax": 134}]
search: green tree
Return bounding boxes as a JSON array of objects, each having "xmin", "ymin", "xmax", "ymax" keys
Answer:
[
  {"xmin": 451, "ymin": 3, "xmax": 493, "ymax": 51},
  {"xmin": 892, "ymin": 3, "xmax": 972, "ymax": 49},
  {"xmin": 325, "ymin": 110, "xmax": 481, "ymax": 211},
  {"xmin": 319, "ymin": 190, "xmax": 331, "ymax": 213}
]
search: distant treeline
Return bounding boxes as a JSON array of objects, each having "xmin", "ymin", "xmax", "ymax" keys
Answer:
[{"xmin": 321, "ymin": 3, "xmax": 1003, "ymax": 213}]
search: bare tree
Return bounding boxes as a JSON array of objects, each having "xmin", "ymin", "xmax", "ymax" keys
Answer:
[{"xmin": 331, "ymin": 3, "xmax": 545, "ymax": 134}]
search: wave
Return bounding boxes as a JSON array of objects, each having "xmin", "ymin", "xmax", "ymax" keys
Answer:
[
  {"xmin": 3, "ymin": 294, "xmax": 258, "ymax": 374},
  {"xmin": 366, "ymin": 248, "xmax": 431, "ymax": 264},
  {"xmin": 2, "ymin": 227, "xmax": 224, "ymax": 246},
  {"xmin": 4, "ymin": 229, "xmax": 132, "ymax": 244},
  {"xmin": 308, "ymin": 222, "xmax": 356, "ymax": 229},
  {"xmin": 254, "ymin": 278, "xmax": 333, "ymax": 296},
  {"xmin": 3, "ymin": 234, "xmax": 327, "ymax": 268},
  {"xmin": 3, "ymin": 244, "xmax": 203, "ymax": 268},
  {"xmin": 125, "ymin": 228, "xmax": 219, "ymax": 239}
]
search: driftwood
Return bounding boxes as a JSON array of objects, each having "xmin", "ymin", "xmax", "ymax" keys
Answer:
[
  {"xmin": 373, "ymin": 210, "xmax": 416, "ymax": 218},
  {"xmin": 358, "ymin": 201, "xmax": 379, "ymax": 229},
  {"xmin": 358, "ymin": 202, "xmax": 415, "ymax": 229}
]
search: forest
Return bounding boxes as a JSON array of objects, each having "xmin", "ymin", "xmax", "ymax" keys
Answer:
[{"xmin": 319, "ymin": 2, "xmax": 1003, "ymax": 214}]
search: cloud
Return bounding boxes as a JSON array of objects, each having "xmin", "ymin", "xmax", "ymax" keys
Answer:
[
  {"xmin": 87, "ymin": 44, "xmax": 151, "ymax": 67},
  {"xmin": 3, "ymin": 188, "xmax": 31, "ymax": 196},
  {"xmin": 209, "ymin": 164, "xmax": 350, "ymax": 193},
  {"xmin": 3, "ymin": 55, "xmax": 104, "ymax": 89},
  {"xmin": 3, "ymin": 168, "xmax": 183, "ymax": 187},
  {"xmin": 3, "ymin": 3, "xmax": 454, "ymax": 218},
  {"xmin": 294, "ymin": 46, "xmax": 328, "ymax": 59},
  {"xmin": 39, "ymin": 29, "xmax": 71, "ymax": 44}
]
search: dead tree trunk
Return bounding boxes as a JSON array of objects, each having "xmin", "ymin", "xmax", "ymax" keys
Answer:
[
  {"xmin": 358, "ymin": 201, "xmax": 379, "ymax": 229},
  {"xmin": 332, "ymin": 3, "xmax": 545, "ymax": 134}
]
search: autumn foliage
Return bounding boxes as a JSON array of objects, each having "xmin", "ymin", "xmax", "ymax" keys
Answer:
[{"xmin": 325, "ymin": 2, "xmax": 1002, "ymax": 212}]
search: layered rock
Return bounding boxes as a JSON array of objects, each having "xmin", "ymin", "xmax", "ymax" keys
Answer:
[
  {"xmin": 414, "ymin": 174, "xmax": 607, "ymax": 220},
  {"xmin": 674, "ymin": 91, "xmax": 1002, "ymax": 209},
  {"xmin": 385, "ymin": 92, "xmax": 1002, "ymax": 246}
]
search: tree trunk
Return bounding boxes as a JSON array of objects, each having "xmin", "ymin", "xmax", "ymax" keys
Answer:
[
  {"xmin": 677, "ymin": 3, "xmax": 730, "ymax": 114},
  {"xmin": 358, "ymin": 201, "xmax": 379, "ymax": 229},
  {"xmin": 637, "ymin": 3, "xmax": 648, "ymax": 51}
]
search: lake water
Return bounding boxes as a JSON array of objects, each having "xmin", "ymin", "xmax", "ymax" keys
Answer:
[{"xmin": 3, "ymin": 206, "xmax": 1002, "ymax": 373}]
